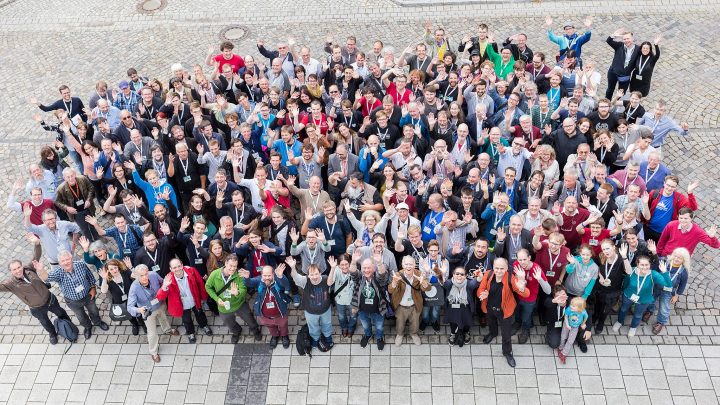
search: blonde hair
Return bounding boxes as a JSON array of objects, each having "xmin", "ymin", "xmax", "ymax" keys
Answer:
[
  {"xmin": 669, "ymin": 248, "xmax": 692, "ymax": 271},
  {"xmin": 570, "ymin": 296, "xmax": 586, "ymax": 311}
]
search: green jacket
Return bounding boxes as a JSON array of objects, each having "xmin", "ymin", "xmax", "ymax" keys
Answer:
[{"xmin": 205, "ymin": 267, "xmax": 247, "ymax": 313}]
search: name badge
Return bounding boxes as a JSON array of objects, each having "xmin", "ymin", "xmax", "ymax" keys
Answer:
[
  {"xmin": 489, "ymin": 229, "xmax": 497, "ymax": 236},
  {"xmin": 183, "ymin": 176, "xmax": 191, "ymax": 183},
  {"xmin": 451, "ymin": 304, "xmax": 460, "ymax": 309},
  {"xmin": 365, "ymin": 298, "xmax": 374, "ymax": 305},
  {"xmin": 223, "ymin": 291, "xmax": 231, "ymax": 299},
  {"xmin": 635, "ymin": 74, "xmax": 643, "ymax": 80},
  {"xmin": 662, "ymin": 286, "xmax": 673, "ymax": 292},
  {"xmin": 423, "ymin": 226, "xmax": 432, "ymax": 234},
  {"xmin": 629, "ymin": 294, "xmax": 640, "ymax": 303},
  {"xmin": 150, "ymin": 298, "xmax": 159, "ymax": 306},
  {"xmin": 327, "ymin": 240, "xmax": 335, "ymax": 246},
  {"xmin": 510, "ymin": 254, "xmax": 517, "ymax": 261},
  {"xmin": 121, "ymin": 294, "xmax": 127, "ymax": 301},
  {"xmin": 554, "ymin": 321, "xmax": 562, "ymax": 328},
  {"xmin": 589, "ymin": 239, "xmax": 598, "ymax": 246},
  {"xmin": 75, "ymin": 199, "xmax": 85, "ymax": 207},
  {"xmin": 123, "ymin": 249, "xmax": 132, "ymax": 255},
  {"xmin": 285, "ymin": 161, "xmax": 293, "ymax": 167},
  {"xmin": 265, "ymin": 301, "xmax": 276, "ymax": 309},
  {"xmin": 152, "ymin": 265, "xmax": 160, "ymax": 272},
  {"xmin": 74, "ymin": 284, "xmax": 84, "ymax": 293},
  {"xmin": 546, "ymin": 271, "xmax": 555, "ymax": 277},
  {"xmin": 194, "ymin": 258, "xmax": 204, "ymax": 264},
  {"xmin": 603, "ymin": 279, "xmax": 611, "ymax": 287}
]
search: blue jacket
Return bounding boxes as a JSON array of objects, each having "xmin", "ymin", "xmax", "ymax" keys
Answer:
[
  {"xmin": 245, "ymin": 275, "xmax": 291, "ymax": 317},
  {"xmin": 358, "ymin": 146, "xmax": 387, "ymax": 183},
  {"xmin": 547, "ymin": 30, "xmax": 592, "ymax": 62}
]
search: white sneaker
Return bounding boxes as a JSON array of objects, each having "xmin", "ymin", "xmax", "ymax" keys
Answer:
[
  {"xmin": 395, "ymin": 334, "xmax": 403, "ymax": 346},
  {"xmin": 411, "ymin": 334, "xmax": 421, "ymax": 346},
  {"xmin": 628, "ymin": 327, "xmax": 637, "ymax": 337},
  {"xmin": 612, "ymin": 322, "xmax": 622, "ymax": 333}
]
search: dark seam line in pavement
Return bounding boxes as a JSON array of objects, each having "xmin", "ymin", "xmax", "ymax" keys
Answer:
[{"xmin": 227, "ymin": 343, "xmax": 272, "ymax": 405}]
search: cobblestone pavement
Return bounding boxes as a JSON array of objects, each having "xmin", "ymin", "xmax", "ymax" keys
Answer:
[{"xmin": 0, "ymin": 1, "xmax": 719, "ymax": 404}]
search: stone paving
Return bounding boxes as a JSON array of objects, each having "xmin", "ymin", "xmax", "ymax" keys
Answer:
[{"xmin": 0, "ymin": 0, "xmax": 719, "ymax": 403}]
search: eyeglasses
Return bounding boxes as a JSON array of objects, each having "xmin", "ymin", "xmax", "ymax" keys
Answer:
[
  {"xmin": 456, "ymin": 273, "xmax": 466, "ymax": 276},
  {"xmin": 122, "ymin": 116, "xmax": 132, "ymax": 120}
]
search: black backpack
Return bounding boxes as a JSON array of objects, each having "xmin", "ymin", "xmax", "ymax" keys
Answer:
[
  {"xmin": 295, "ymin": 324, "xmax": 313, "ymax": 357},
  {"xmin": 54, "ymin": 317, "xmax": 79, "ymax": 354}
]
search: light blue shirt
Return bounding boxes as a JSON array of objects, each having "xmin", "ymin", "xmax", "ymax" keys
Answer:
[{"xmin": 636, "ymin": 113, "xmax": 689, "ymax": 147}]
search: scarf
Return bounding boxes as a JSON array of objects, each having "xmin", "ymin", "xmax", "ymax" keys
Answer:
[{"xmin": 447, "ymin": 279, "xmax": 468, "ymax": 305}]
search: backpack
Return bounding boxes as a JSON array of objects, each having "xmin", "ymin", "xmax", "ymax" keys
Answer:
[
  {"xmin": 295, "ymin": 324, "xmax": 313, "ymax": 357},
  {"xmin": 54, "ymin": 317, "xmax": 79, "ymax": 354}
]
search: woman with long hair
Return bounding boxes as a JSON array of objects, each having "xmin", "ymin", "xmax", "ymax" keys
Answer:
[
  {"xmin": 206, "ymin": 239, "xmax": 229, "ymax": 273},
  {"xmin": 648, "ymin": 247, "xmax": 690, "ymax": 334},
  {"xmin": 100, "ymin": 258, "xmax": 145, "ymax": 335}
]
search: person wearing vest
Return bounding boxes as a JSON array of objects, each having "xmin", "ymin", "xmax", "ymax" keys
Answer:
[
  {"xmin": 389, "ymin": 256, "xmax": 432, "ymax": 347},
  {"xmin": 350, "ymin": 257, "xmax": 390, "ymax": 350},
  {"xmin": 477, "ymin": 257, "xmax": 529, "ymax": 367},
  {"xmin": 244, "ymin": 265, "xmax": 292, "ymax": 349},
  {"xmin": 156, "ymin": 259, "xmax": 211, "ymax": 343}
]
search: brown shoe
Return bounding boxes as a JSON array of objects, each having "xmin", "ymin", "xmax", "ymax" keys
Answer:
[
  {"xmin": 167, "ymin": 328, "xmax": 180, "ymax": 336},
  {"xmin": 652, "ymin": 323, "xmax": 664, "ymax": 335},
  {"xmin": 151, "ymin": 354, "xmax": 161, "ymax": 363},
  {"xmin": 642, "ymin": 311, "xmax": 652, "ymax": 322}
]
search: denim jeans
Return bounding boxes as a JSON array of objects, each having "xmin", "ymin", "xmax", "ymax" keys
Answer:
[
  {"xmin": 29, "ymin": 294, "xmax": 70, "ymax": 334},
  {"xmin": 617, "ymin": 294, "xmax": 653, "ymax": 328},
  {"xmin": 421, "ymin": 305, "xmax": 441, "ymax": 325},
  {"xmin": 336, "ymin": 304, "xmax": 357, "ymax": 331},
  {"xmin": 305, "ymin": 308, "xmax": 333, "ymax": 342},
  {"xmin": 65, "ymin": 294, "xmax": 103, "ymax": 329},
  {"xmin": 358, "ymin": 311, "xmax": 385, "ymax": 340},
  {"xmin": 516, "ymin": 300, "xmax": 536, "ymax": 331},
  {"xmin": 654, "ymin": 290, "xmax": 673, "ymax": 325}
]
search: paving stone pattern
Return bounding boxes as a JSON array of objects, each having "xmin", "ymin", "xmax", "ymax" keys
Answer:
[{"xmin": 0, "ymin": 0, "xmax": 717, "ymax": 343}]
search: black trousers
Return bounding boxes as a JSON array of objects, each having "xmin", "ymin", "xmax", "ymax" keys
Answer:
[
  {"xmin": 181, "ymin": 306, "xmax": 208, "ymax": 335},
  {"xmin": 29, "ymin": 294, "xmax": 70, "ymax": 335},
  {"xmin": 546, "ymin": 325, "xmax": 588, "ymax": 349},
  {"xmin": 487, "ymin": 308, "xmax": 514, "ymax": 355},
  {"xmin": 605, "ymin": 70, "xmax": 631, "ymax": 99},
  {"xmin": 593, "ymin": 289, "xmax": 621, "ymax": 330}
]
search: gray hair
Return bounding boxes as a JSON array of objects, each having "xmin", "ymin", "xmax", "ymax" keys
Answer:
[{"xmin": 89, "ymin": 240, "xmax": 107, "ymax": 252}]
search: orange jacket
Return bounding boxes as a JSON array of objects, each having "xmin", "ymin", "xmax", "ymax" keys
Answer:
[{"xmin": 477, "ymin": 270, "xmax": 529, "ymax": 319}]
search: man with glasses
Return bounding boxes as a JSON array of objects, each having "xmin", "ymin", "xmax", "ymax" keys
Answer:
[
  {"xmin": 497, "ymin": 138, "xmax": 533, "ymax": 182},
  {"xmin": 256, "ymin": 40, "xmax": 295, "ymax": 78},
  {"xmin": 86, "ymin": 214, "xmax": 144, "ymax": 261},
  {"xmin": 492, "ymin": 93, "xmax": 524, "ymax": 127},
  {"xmin": 457, "ymin": 23, "xmax": 497, "ymax": 63},
  {"xmin": 89, "ymin": 99, "xmax": 121, "ymax": 130},
  {"xmin": 328, "ymin": 143, "xmax": 359, "ymax": 195},
  {"xmin": 324, "ymin": 35, "xmax": 359, "ymax": 64},
  {"xmin": 588, "ymin": 98, "xmax": 619, "ymax": 132},
  {"xmin": 112, "ymin": 109, "xmax": 151, "ymax": 146},
  {"xmin": 564, "ymin": 143, "xmax": 595, "ymax": 184},
  {"xmin": 645, "ymin": 176, "xmax": 698, "ymax": 242},
  {"xmin": 639, "ymin": 151, "xmax": 671, "ymax": 192},
  {"xmin": 31, "ymin": 85, "xmax": 87, "ymax": 123}
]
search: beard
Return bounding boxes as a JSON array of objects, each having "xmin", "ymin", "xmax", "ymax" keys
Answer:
[{"xmin": 347, "ymin": 186, "xmax": 363, "ymax": 200}]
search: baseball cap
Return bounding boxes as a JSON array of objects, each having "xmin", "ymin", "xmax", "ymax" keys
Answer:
[
  {"xmin": 118, "ymin": 81, "xmax": 129, "ymax": 89},
  {"xmin": 396, "ymin": 203, "xmax": 409, "ymax": 210}
]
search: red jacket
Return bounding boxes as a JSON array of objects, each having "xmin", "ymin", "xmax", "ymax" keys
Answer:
[
  {"xmin": 156, "ymin": 266, "xmax": 208, "ymax": 317},
  {"xmin": 647, "ymin": 189, "xmax": 698, "ymax": 222}
]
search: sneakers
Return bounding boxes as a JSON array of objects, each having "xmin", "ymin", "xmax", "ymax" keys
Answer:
[
  {"xmin": 203, "ymin": 326, "xmax": 213, "ymax": 335},
  {"xmin": 292, "ymin": 295, "xmax": 301, "ymax": 308},
  {"xmin": 360, "ymin": 335, "xmax": 370, "ymax": 348},
  {"xmin": 652, "ymin": 323, "xmax": 664, "ymax": 335},
  {"xmin": 281, "ymin": 336, "xmax": 290, "ymax": 349},
  {"xmin": 410, "ymin": 334, "xmax": 421, "ymax": 346},
  {"xmin": 448, "ymin": 334, "xmax": 456, "ymax": 346},
  {"xmin": 167, "ymin": 328, "xmax": 180, "ymax": 336},
  {"xmin": 432, "ymin": 321, "xmax": 440, "ymax": 332},
  {"xmin": 612, "ymin": 322, "xmax": 622, "ymax": 333},
  {"xmin": 377, "ymin": 338, "xmax": 385, "ymax": 351},
  {"xmin": 188, "ymin": 334, "xmax": 197, "ymax": 344},
  {"xmin": 628, "ymin": 327, "xmax": 637, "ymax": 337},
  {"xmin": 151, "ymin": 354, "xmax": 161, "ymax": 363},
  {"xmin": 557, "ymin": 349, "xmax": 567, "ymax": 364},
  {"xmin": 395, "ymin": 335, "xmax": 403, "ymax": 347},
  {"xmin": 464, "ymin": 334, "xmax": 471, "ymax": 345},
  {"xmin": 231, "ymin": 334, "xmax": 241, "ymax": 344},
  {"xmin": 269, "ymin": 336, "xmax": 279, "ymax": 349},
  {"xmin": 518, "ymin": 329, "xmax": 529, "ymax": 344}
]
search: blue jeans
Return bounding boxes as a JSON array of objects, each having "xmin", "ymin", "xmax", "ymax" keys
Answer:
[
  {"xmin": 617, "ymin": 295, "xmax": 653, "ymax": 328},
  {"xmin": 336, "ymin": 304, "xmax": 357, "ymax": 331},
  {"xmin": 358, "ymin": 311, "xmax": 385, "ymax": 340},
  {"xmin": 516, "ymin": 300, "xmax": 536, "ymax": 331},
  {"xmin": 68, "ymin": 150, "xmax": 84, "ymax": 171},
  {"xmin": 654, "ymin": 290, "xmax": 673, "ymax": 325},
  {"xmin": 305, "ymin": 308, "xmax": 333, "ymax": 343},
  {"xmin": 421, "ymin": 305, "xmax": 441, "ymax": 325}
]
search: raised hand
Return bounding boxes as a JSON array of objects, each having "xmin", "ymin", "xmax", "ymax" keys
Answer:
[
  {"xmin": 284, "ymin": 256, "xmax": 297, "ymax": 268},
  {"xmin": 289, "ymin": 228, "xmax": 300, "ymax": 243},
  {"xmin": 162, "ymin": 274, "xmax": 173, "ymax": 289},
  {"xmin": 275, "ymin": 264, "xmax": 286, "ymax": 278},
  {"xmin": 79, "ymin": 236, "xmax": 90, "ymax": 252},
  {"xmin": 123, "ymin": 257, "xmax": 133, "ymax": 269},
  {"xmin": 513, "ymin": 265, "xmax": 526, "ymax": 280},
  {"xmin": 687, "ymin": 180, "xmax": 699, "ymax": 194},
  {"xmin": 566, "ymin": 253, "xmax": 576, "ymax": 264},
  {"xmin": 619, "ymin": 243, "xmax": 628, "ymax": 259}
]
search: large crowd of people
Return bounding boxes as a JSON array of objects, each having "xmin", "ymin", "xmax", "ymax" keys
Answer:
[{"xmin": 3, "ymin": 17, "xmax": 717, "ymax": 367}]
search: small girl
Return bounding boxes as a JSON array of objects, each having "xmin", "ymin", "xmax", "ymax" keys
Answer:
[{"xmin": 558, "ymin": 297, "xmax": 588, "ymax": 363}]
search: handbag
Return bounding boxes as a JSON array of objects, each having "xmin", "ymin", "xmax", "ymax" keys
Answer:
[{"xmin": 109, "ymin": 302, "xmax": 132, "ymax": 322}]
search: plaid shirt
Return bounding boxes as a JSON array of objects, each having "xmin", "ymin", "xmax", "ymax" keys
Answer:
[
  {"xmin": 114, "ymin": 91, "xmax": 141, "ymax": 114},
  {"xmin": 106, "ymin": 225, "xmax": 143, "ymax": 259},
  {"xmin": 46, "ymin": 261, "xmax": 96, "ymax": 301}
]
